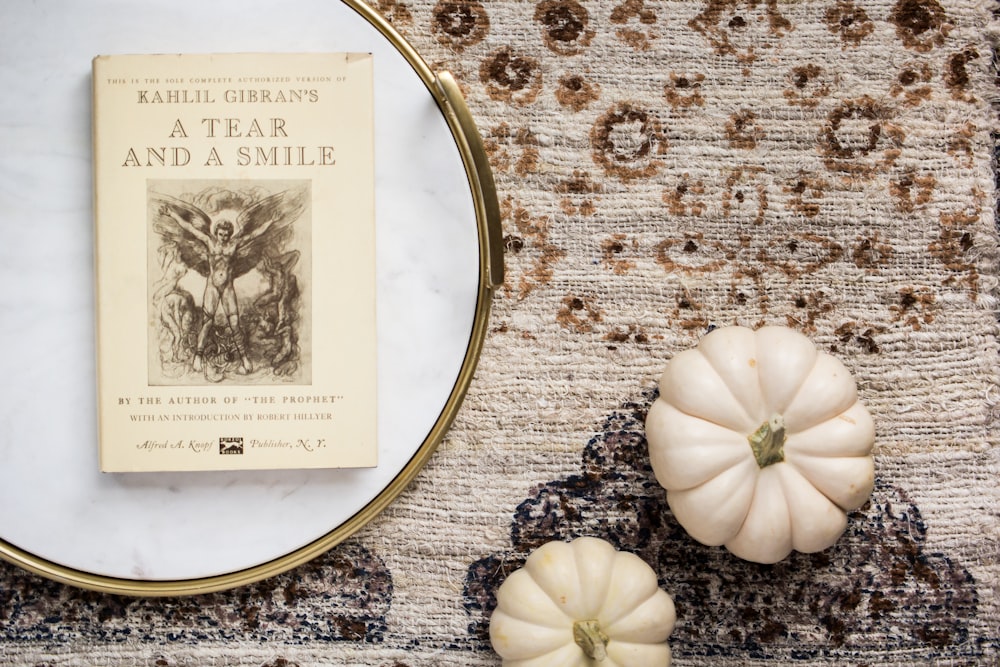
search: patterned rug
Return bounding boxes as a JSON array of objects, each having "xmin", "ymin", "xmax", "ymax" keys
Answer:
[{"xmin": 3, "ymin": 0, "xmax": 999, "ymax": 665}]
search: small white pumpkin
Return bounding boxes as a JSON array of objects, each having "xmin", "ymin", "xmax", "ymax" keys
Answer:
[
  {"xmin": 645, "ymin": 325, "xmax": 875, "ymax": 564},
  {"xmin": 489, "ymin": 537, "xmax": 676, "ymax": 666}
]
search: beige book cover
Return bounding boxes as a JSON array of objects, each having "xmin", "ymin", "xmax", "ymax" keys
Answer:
[{"xmin": 92, "ymin": 53, "xmax": 376, "ymax": 472}]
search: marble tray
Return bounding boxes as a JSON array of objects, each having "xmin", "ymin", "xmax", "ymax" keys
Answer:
[{"xmin": 0, "ymin": 0, "xmax": 501, "ymax": 594}]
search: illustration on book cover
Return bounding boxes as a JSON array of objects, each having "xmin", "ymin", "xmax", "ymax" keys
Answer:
[{"xmin": 148, "ymin": 179, "xmax": 311, "ymax": 386}]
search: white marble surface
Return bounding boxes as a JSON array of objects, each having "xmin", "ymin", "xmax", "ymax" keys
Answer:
[{"xmin": 0, "ymin": 1, "xmax": 481, "ymax": 580}]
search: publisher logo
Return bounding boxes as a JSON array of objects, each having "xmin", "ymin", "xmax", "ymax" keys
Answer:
[{"xmin": 220, "ymin": 437, "xmax": 244, "ymax": 455}]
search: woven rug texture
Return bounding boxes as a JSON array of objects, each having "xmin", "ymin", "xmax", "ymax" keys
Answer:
[{"xmin": 2, "ymin": 0, "xmax": 1000, "ymax": 665}]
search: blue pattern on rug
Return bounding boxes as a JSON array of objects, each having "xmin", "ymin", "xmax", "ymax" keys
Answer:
[
  {"xmin": 0, "ymin": 541, "xmax": 392, "ymax": 644},
  {"xmin": 464, "ymin": 390, "xmax": 996, "ymax": 662}
]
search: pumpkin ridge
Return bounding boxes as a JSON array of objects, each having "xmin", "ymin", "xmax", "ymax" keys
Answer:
[
  {"xmin": 571, "ymin": 538, "xmax": 615, "ymax": 619},
  {"xmin": 781, "ymin": 401, "xmax": 874, "ymax": 458},
  {"xmin": 510, "ymin": 640, "xmax": 584, "ymax": 664},
  {"xmin": 605, "ymin": 639, "xmax": 672, "ymax": 666},
  {"xmin": 496, "ymin": 568, "xmax": 575, "ymax": 628},
  {"xmin": 753, "ymin": 326, "xmax": 819, "ymax": 416},
  {"xmin": 602, "ymin": 590, "xmax": 676, "ymax": 643},
  {"xmin": 699, "ymin": 328, "xmax": 767, "ymax": 425},
  {"xmin": 646, "ymin": 404, "xmax": 755, "ymax": 491},
  {"xmin": 657, "ymin": 441, "xmax": 753, "ymax": 491},
  {"xmin": 594, "ymin": 551, "xmax": 663, "ymax": 628},
  {"xmin": 782, "ymin": 451, "xmax": 875, "ymax": 511},
  {"xmin": 780, "ymin": 454, "xmax": 833, "ymax": 509},
  {"xmin": 774, "ymin": 462, "xmax": 848, "ymax": 553},
  {"xmin": 727, "ymin": 465, "xmax": 794, "ymax": 563},
  {"xmin": 488, "ymin": 609, "xmax": 577, "ymax": 660},
  {"xmin": 599, "ymin": 585, "xmax": 662, "ymax": 629},
  {"xmin": 673, "ymin": 404, "xmax": 754, "ymax": 436},
  {"xmin": 523, "ymin": 541, "xmax": 597, "ymax": 622},
  {"xmin": 497, "ymin": 600, "xmax": 574, "ymax": 629},
  {"xmin": 667, "ymin": 458, "xmax": 758, "ymax": 545},
  {"xmin": 661, "ymin": 347, "xmax": 758, "ymax": 433},
  {"xmin": 779, "ymin": 351, "xmax": 860, "ymax": 432}
]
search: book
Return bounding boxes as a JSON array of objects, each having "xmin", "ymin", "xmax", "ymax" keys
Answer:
[{"xmin": 92, "ymin": 53, "xmax": 377, "ymax": 472}]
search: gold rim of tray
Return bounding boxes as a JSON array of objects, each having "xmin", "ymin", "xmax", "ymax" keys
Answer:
[{"xmin": 0, "ymin": 0, "xmax": 502, "ymax": 596}]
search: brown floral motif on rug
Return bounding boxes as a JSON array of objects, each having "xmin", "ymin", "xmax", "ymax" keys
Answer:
[
  {"xmin": 0, "ymin": 541, "xmax": 391, "ymax": 644},
  {"xmin": 590, "ymin": 101, "xmax": 668, "ymax": 182},
  {"xmin": 534, "ymin": 0, "xmax": 594, "ymax": 56},
  {"xmin": 464, "ymin": 391, "xmax": 995, "ymax": 662},
  {"xmin": 431, "ymin": 0, "xmax": 489, "ymax": 51},
  {"xmin": 689, "ymin": 0, "xmax": 793, "ymax": 66},
  {"xmin": 479, "ymin": 47, "xmax": 542, "ymax": 105},
  {"xmin": 155, "ymin": 659, "xmax": 413, "ymax": 667}
]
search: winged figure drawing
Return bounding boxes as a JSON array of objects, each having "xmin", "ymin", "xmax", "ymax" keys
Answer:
[{"xmin": 151, "ymin": 186, "xmax": 306, "ymax": 378}]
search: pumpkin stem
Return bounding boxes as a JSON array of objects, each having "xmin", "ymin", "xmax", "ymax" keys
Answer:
[
  {"xmin": 748, "ymin": 413, "xmax": 786, "ymax": 468},
  {"xmin": 573, "ymin": 619, "xmax": 609, "ymax": 661}
]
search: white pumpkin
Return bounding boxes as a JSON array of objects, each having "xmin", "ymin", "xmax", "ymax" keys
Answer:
[
  {"xmin": 489, "ymin": 537, "xmax": 676, "ymax": 666},
  {"xmin": 645, "ymin": 325, "xmax": 875, "ymax": 564}
]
